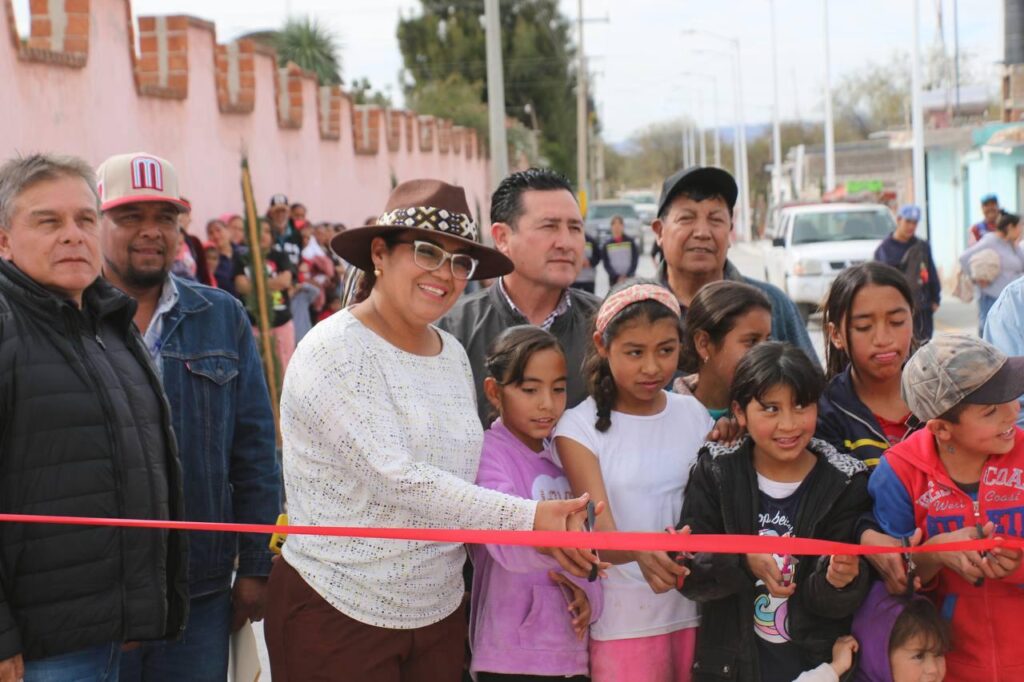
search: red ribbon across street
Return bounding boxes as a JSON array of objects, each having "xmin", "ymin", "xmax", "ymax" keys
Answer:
[{"xmin": 0, "ymin": 513, "xmax": 1019, "ymax": 555}]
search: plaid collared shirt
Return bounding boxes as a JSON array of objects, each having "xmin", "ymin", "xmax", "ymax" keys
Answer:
[{"xmin": 497, "ymin": 277, "xmax": 572, "ymax": 331}]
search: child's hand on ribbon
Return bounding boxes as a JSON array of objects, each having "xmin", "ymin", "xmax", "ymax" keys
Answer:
[
  {"xmin": 826, "ymin": 554, "xmax": 860, "ymax": 589},
  {"xmin": 860, "ymin": 528, "xmax": 923, "ymax": 595},
  {"xmin": 745, "ymin": 553, "xmax": 797, "ymax": 598}
]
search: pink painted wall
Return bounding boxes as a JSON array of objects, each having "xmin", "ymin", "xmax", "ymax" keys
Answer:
[{"xmin": 0, "ymin": 0, "xmax": 492, "ymax": 233}]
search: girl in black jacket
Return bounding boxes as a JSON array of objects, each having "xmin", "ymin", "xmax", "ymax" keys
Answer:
[
  {"xmin": 816, "ymin": 263, "xmax": 922, "ymax": 470},
  {"xmin": 679, "ymin": 343, "xmax": 871, "ymax": 681}
]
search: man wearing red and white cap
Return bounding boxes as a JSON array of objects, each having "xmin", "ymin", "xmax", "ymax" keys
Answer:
[{"xmin": 96, "ymin": 152, "xmax": 281, "ymax": 682}]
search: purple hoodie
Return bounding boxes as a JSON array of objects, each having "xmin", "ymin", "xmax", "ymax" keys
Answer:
[
  {"xmin": 469, "ymin": 420, "xmax": 603, "ymax": 678},
  {"xmin": 851, "ymin": 581, "xmax": 913, "ymax": 681}
]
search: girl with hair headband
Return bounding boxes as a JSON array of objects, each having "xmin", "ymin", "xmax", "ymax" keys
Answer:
[{"xmin": 553, "ymin": 279, "xmax": 715, "ymax": 681}]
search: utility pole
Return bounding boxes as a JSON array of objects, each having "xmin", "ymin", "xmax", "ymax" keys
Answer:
[
  {"xmin": 953, "ymin": 0, "xmax": 961, "ymax": 118},
  {"xmin": 911, "ymin": 0, "xmax": 927, "ymax": 234},
  {"xmin": 769, "ymin": 0, "xmax": 783, "ymax": 207},
  {"xmin": 697, "ymin": 89, "xmax": 707, "ymax": 166},
  {"xmin": 823, "ymin": 0, "xmax": 836, "ymax": 193},
  {"xmin": 576, "ymin": 0, "xmax": 588, "ymax": 208},
  {"xmin": 484, "ymin": 0, "xmax": 508, "ymax": 188}
]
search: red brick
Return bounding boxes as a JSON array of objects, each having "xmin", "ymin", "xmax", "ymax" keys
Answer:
[
  {"xmin": 136, "ymin": 53, "xmax": 158, "ymax": 72},
  {"xmin": 65, "ymin": 13, "xmax": 88, "ymax": 36},
  {"xmin": 63, "ymin": 36, "xmax": 88, "ymax": 53},
  {"xmin": 165, "ymin": 16, "xmax": 188, "ymax": 31},
  {"xmin": 29, "ymin": 0, "xmax": 48, "ymax": 13},
  {"xmin": 138, "ymin": 35, "xmax": 157, "ymax": 53},
  {"xmin": 136, "ymin": 72, "xmax": 159, "ymax": 87},
  {"xmin": 167, "ymin": 54, "xmax": 188, "ymax": 71},
  {"xmin": 239, "ymin": 73, "xmax": 255, "ymax": 88},
  {"xmin": 31, "ymin": 17, "xmax": 51, "ymax": 37},
  {"xmin": 137, "ymin": 16, "xmax": 156, "ymax": 32},
  {"xmin": 167, "ymin": 73, "xmax": 188, "ymax": 90},
  {"xmin": 288, "ymin": 79, "xmax": 302, "ymax": 94},
  {"xmin": 166, "ymin": 34, "xmax": 187, "ymax": 52},
  {"xmin": 64, "ymin": 0, "xmax": 89, "ymax": 13},
  {"xmin": 27, "ymin": 35, "xmax": 49, "ymax": 50}
]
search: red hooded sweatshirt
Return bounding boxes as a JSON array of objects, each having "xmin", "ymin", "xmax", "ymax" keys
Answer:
[{"xmin": 869, "ymin": 427, "xmax": 1024, "ymax": 681}]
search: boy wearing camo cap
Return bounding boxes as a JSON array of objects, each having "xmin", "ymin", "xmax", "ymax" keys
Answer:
[{"xmin": 869, "ymin": 334, "xmax": 1024, "ymax": 680}]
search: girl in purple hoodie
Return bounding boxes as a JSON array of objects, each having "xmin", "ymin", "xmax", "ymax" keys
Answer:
[{"xmin": 470, "ymin": 326, "xmax": 603, "ymax": 681}]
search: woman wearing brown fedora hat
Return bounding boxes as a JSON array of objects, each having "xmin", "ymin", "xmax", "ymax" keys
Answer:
[{"xmin": 264, "ymin": 179, "xmax": 605, "ymax": 681}]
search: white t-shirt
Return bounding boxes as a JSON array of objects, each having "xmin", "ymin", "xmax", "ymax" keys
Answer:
[{"xmin": 552, "ymin": 392, "xmax": 714, "ymax": 641}]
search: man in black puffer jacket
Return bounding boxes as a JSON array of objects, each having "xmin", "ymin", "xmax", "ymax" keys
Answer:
[{"xmin": 0, "ymin": 154, "xmax": 188, "ymax": 681}]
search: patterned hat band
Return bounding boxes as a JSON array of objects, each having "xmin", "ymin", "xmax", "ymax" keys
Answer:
[
  {"xmin": 595, "ymin": 283, "xmax": 682, "ymax": 335},
  {"xmin": 377, "ymin": 206, "xmax": 478, "ymax": 242}
]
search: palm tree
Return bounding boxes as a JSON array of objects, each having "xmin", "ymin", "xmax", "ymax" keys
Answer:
[{"xmin": 244, "ymin": 16, "xmax": 343, "ymax": 86}]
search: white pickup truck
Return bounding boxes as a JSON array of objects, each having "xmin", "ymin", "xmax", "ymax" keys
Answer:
[{"xmin": 757, "ymin": 203, "xmax": 895, "ymax": 321}]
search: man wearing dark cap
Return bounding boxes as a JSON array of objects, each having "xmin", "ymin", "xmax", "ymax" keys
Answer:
[
  {"xmin": 267, "ymin": 193, "xmax": 302, "ymax": 268},
  {"xmin": 874, "ymin": 204, "xmax": 941, "ymax": 341},
  {"xmin": 653, "ymin": 166, "xmax": 816, "ymax": 360},
  {"xmin": 970, "ymin": 193, "xmax": 1000, "ymax": 245}
]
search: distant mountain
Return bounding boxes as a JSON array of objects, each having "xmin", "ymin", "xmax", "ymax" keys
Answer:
[{"xmin": 608, "ymin": 121, "xmax": 774, "ymax": 149}]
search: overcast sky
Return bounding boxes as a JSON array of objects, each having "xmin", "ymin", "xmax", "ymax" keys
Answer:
[{"xmin": 15, "ymin": 0, "xmax": 1004, "ymax": 143}]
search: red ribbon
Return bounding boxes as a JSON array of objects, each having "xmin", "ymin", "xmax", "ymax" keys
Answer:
[{"xmin": 1, "ymin": 513, "xmax": 1021, "ymax": 555}]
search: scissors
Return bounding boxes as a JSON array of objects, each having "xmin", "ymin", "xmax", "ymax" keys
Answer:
[
  {"xmin": 901, "ymin": 535, "xmax": 917, "ymax": 596},
  {"xmin": 584, "ymin": 500, "xmax": 599, "ymax": 582}
]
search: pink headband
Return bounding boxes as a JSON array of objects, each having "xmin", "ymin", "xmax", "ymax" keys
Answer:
[{"xmin": 595, "ymin": 283, "xmax": 682, "ymax": 334}]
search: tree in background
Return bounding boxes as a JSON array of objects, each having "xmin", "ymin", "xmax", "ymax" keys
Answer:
[
  {"xmin": 245, "ymin": 15, "xmax": 343, "ymax": 86},
  {"xmin": 397, "ymin": 0, "xmax": 581, "ymax": 177},
  {"xmin": 351, "ymin": 77, "xmax": 394, "ymax": 107},
  {"xmin": 406, "ymin": 74, "xmax": 488, "ymax": 138}
]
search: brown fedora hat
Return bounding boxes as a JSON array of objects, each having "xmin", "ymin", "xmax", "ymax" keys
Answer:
[{"xmin": 331, "ymin": 179, "xmax": 513, "ymax": 280}]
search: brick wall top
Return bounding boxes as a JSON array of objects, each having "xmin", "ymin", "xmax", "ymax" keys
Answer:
[
  {"xmin": 3, "ymin": 0, "xmax": 471, "ymax": 153},
  {"xmin": 0, "ymin": 0, "xmax": 491, "ymax": 231}
]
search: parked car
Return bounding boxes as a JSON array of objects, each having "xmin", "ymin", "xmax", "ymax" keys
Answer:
[
  {"xmin": 620, "ymin": 190, "xmax": 659, "ymax": 224},
  {"xmin": 760, "ymin": 202, "xmax": 895, "ymax": 321},
  {"xmin": 585, "ymin": 200, "xmax": 645, "ymax": 250}
]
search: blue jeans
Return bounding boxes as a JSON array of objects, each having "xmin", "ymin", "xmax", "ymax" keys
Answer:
[
  {"xmin": 119, "ymin": 590, "xmax": 231, "ymax": 682},
  {"xmin": 24, "ymin": 642, "xmax": 121, "ymax": 682},
  {"xmin": 979, "ymin": 292, "xmax": 998, "ymax": 336}
]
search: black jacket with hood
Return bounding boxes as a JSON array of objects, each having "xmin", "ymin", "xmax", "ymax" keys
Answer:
[
  {"xmin": 0, "ymin": 261, "xmax": 188, "ymax": 661},
  {"xmin": 679, "ymin": 437, "xmax": 871, "ymax": 681},
  {"xmin": 815, "ymin": 366, "xmax": 923, "ymax": 470}
]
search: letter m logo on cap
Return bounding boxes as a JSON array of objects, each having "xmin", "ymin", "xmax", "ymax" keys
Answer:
[{"xmin": 131, "ymin": 156, "xmax": 164, "ymax": 192}]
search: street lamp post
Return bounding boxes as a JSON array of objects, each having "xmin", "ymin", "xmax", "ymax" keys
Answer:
[
  {"xmin": 484, "ymin": 0, "xmax": 509, "ymax": 187},
  {"xmin": 911, "ymin": 0, "xmax": 927, "ymax": 234},
  {"xmin": 576, "ymin": 0, "xmax": 588, "ymax": 205},
  {"xmin": 822, "ymin": 0, "xmax": 836, "ymax": 193},
  {"xmin": 769, "ymin": 0, "xmax": 783, "ymax": 208},
  {"xmin": 684, "ymin": 31, "xmax": 752, "ymax": 240},
  {"xmin": 680, "ymin": 71, "xmax": 722, "ymax": 167}
]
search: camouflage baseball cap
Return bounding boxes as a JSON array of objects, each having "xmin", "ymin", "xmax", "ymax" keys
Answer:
[{"xmin": 902, "ymin": 334, "xmax": 1024, "ymax": 421}]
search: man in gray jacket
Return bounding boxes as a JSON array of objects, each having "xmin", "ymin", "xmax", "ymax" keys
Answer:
[{"xmin": 438, "ymin": 168, "xmax": 599, "ymax": 424}]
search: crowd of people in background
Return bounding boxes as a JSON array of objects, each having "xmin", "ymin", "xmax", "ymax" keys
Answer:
[
  {"xmin": 0, "ymin": 151, "xmax": 1023, "ymax": 682},
  {"xmin": 169, "ymin": 191, "xmax": 351, "ymax": 373}
]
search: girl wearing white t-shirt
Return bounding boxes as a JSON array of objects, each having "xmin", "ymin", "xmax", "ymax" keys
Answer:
[{"xmin": 554, "ymin": 281, "xmax": 714, "ymax": 682}]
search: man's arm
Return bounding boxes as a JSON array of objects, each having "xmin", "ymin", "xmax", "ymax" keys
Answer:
[
  {"xmin": 925, "ymin": 242, "xmax": 941, "ymax": 306},
  {"xmin": 982, "ymin": 285, "xmax": 1024, "ymax": 427},
  {"xmin": 229, "ymin": 298, "xmax": 282, "ymax": 578}
]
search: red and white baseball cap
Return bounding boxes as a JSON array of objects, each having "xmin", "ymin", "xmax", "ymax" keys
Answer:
[{"xmin": 96, "ymin": 152, "xmax": 189, "ymax": 213}]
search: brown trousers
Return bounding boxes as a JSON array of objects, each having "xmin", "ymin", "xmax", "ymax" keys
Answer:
[{"xmin": 264, "ymin": 558, "xmax": 466, "ymax": 682}]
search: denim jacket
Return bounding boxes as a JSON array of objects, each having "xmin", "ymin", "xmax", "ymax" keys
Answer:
[{"xmin": 157, "ymin": 276, "xmax": 281, "ymax": 595}]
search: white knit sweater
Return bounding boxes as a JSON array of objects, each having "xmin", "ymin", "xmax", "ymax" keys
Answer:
[{"xmin": 280, "ymin": 309, "xmax": 537, "ymax": 629}]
